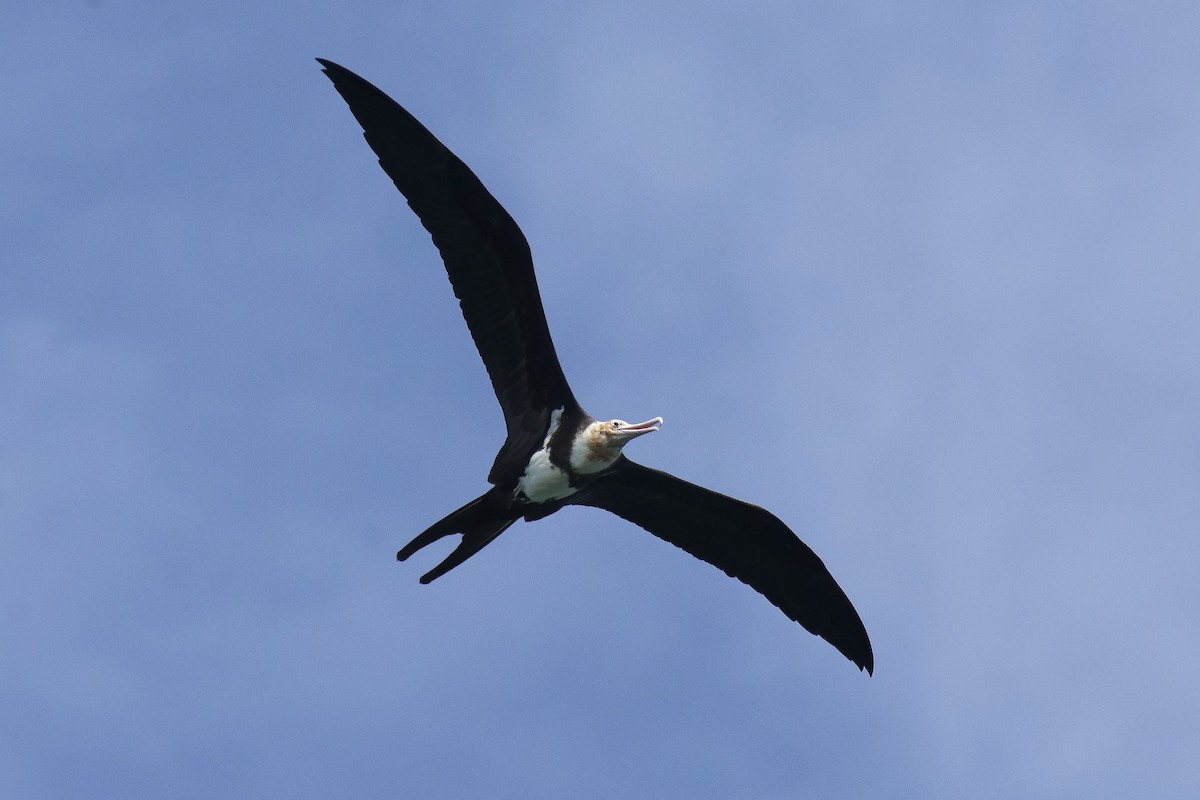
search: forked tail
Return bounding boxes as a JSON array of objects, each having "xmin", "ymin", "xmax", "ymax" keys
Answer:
[{"xmin": 398, "ymin": 490, "xmax": 517, "ymax": 584}]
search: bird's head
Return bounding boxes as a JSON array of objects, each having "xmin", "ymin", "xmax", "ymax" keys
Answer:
[{"xmin": 572, "ymin": 416, "xmax": 663, "ymax": 473}]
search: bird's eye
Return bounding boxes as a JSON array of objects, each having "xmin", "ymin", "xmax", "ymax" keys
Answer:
[{"xmin": 611, "ymin": 421, "xmax": 620, "ymax": 429}]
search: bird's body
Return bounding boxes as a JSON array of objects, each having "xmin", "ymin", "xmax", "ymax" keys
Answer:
[
  {"xmin": 514, "ymin": 408, "xmax": 645, "ymax": 504},
  {"xmin": 319, "ymin": 59, "xmax": 874, "ymax": 674}
]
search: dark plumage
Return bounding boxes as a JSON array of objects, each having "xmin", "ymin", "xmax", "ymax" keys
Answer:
[{"xmin": 319, "ymin": 59, "xmax": 873, "ymax": 674}]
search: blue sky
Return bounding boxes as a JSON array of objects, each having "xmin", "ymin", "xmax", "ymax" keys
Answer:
[{"xmin": 4, "ymin": 1, "xmax": 1199, "ymax": 797}]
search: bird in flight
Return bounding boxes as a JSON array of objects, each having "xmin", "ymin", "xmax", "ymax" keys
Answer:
[{"xmin": 318, "ymin": 59, "xmax": 873, "ymax": 674}]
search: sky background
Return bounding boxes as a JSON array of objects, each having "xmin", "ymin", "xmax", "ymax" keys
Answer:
[{"xmin": 3, "ymin": 1, "xmax": 1199, "ymax": 797}]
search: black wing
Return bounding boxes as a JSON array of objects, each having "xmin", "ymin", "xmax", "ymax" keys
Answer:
[
  {"xmin": 318, "ymin": 60, "xmax": 579, "ymax": 480},
  {"xmin": 571, "ymin": 456, "xmax": 873, "ymax": 674}
]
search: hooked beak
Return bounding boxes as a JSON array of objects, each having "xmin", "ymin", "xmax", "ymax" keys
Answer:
[{"xmin": 614, "ymin": 417, "xmax": 663, "ymax": 441}]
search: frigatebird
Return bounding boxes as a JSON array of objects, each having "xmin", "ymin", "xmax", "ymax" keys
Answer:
[{"xmin": 318, "ymin": 59, "xmax": 873, "ymax": 674}]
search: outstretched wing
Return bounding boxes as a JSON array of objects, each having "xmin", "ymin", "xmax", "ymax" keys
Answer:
[
  {"xmin": 319, "ymin": 59, "xmax": 579, "ymax": 478},
  {"xmin": 571, "ymin": 456, "xmax": 873, "ymax": 674}
]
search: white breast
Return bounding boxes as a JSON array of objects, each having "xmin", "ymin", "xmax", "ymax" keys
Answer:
[
  {"xmin": 517, "ymin": 448, "xmax": 572, "ymax": 502},
  {"xmin": 515, "ymin": 407, "xmax": 573, "ymax": 503}
]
